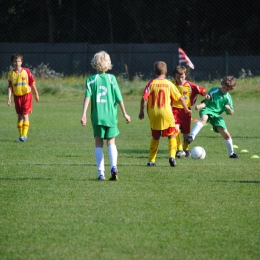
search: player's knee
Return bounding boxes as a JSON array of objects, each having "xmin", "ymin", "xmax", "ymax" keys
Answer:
[{"xmin": 223, "ymin": 132, "xmax": 230, "ymax": 140}]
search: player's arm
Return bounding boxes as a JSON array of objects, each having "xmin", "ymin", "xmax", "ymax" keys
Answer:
[
  {"xmin": 81, "ymin": 97, "xmax": 90, "ymax": 126},
  {"xmin": 179, "ymin": 97, "xmax": 192, "ymax": 115},
  {"xmin": 195, "ymin": 102, "xmax": 206, "ymax": 110},
  {"xmin": 119, "ymin": 101, "xmax": 131, "ymax": 123},
  {"xmin": 31, "ymin": 82, "xmax": 39, "ymax": 102},
  {"xmin": 202, "ymin": 91, "xmax": 210, "ymax": 100},
  {"xmin": 7, "ymin": 85, "xmax": 12, "ymax": 106},
  {"xmin": 224, "ymin": 104, "xmax": 234, "ymax": 115},
  {"xmin": 138, "ymin": 98, "xmax": 147, "ymax": 120}
]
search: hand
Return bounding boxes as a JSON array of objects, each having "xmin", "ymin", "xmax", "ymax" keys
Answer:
[
  {"xmin": 35, "ymin": 93, "xmax": 39, "ymax": 102},
  {"xmin": 124, "ymin": 114, "xmax": 131, "ymax": 123},
  {"xmin": 81, "ymin": 116, "xmax": 87, "ymax": 126},
  {"xmin": 138, "ymin": 112, "xmax": 144, "ymax": 120},
  {"xmin": 185, "ymin": 109, "xmax": 192, "ymax": 116},
  {"xmin": 7, "ymin": 99, "xmax": 11, "ymax": 106},
  {"xmin": 205, "ymin": 94, "xmax": 210, "ymax": 100}
]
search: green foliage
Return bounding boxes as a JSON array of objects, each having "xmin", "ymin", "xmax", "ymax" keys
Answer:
[
  {"xmin": 0, "ymin": 92, "xmax": 259, "ymax": 260},
  {"xmin": 1, "ymin": 76, "xmax": 260, "ymax": 99}
]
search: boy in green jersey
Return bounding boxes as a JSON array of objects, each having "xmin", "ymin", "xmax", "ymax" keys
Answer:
[
  {"xmin": 81, "ymin": 51, "xmax": 131, "ymax": 180},
  {"xmin": 187, "ymin": 76, "xmax": 239, "ymax": 158}
]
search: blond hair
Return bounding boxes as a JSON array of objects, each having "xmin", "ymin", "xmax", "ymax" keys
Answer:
[
  {"xmin": 91, "ymin": 51, "xmax": 112, "ymax": 72},
  {"xmin": 221, "ymin": 76, "xmax": 236, "ymax": 90}
]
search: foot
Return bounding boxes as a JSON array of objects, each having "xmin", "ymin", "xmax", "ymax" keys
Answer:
[
  {"xmin": 109, "ymin": 166, "xmax": 118, "ymax": 181},
  {"xmin": 97, "ymin": 175, "xmax": 105, "ymax": 181},
  {"xmin": 19, "ymin": 136, "xmax": 27, "ymax": 142},
  {"xmin": 147, "ymin": 162, "xmax": 156, "ymax": 166},
  {"xmin": 186, "ymin": 135, "xmax": 193, "ymax": 144},
  {"xmin": 185, "ymin": 150, "xmax": 191, "ymax": 158},
  {"xmin": 230, "ymin": 153, "xmax": 239, "ymax": 159},
  {"xmin": 169, "ymin": 157, "xmax": 177, "ymax": 167},
  {"xmin": 176, "ymin": 150, "xmax": 186, "ymax": 158}
]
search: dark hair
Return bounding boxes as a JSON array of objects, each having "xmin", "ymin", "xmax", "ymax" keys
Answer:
[
  {"xmin": 221, "ymin": 76, "xmax": 236, "ymax": 89},
  {"xmin": 154, "ymin": 61, "xmax": 167, "ymax": 76},
  {"xmin": 11, "ymin": 53, "xmax": 23, "ymax": 62},
  {"xmin": 173, "ymin": 65, "xmax": 187, "ymax": 77}
]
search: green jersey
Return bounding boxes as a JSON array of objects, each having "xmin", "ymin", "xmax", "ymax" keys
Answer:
[
  {"xmin": 85, "ymin": 73, "xmax": 123, "ymax": 127},
  {"xmin": 200, "ymin": 86, "xmax": 233, "ymax": 117}
]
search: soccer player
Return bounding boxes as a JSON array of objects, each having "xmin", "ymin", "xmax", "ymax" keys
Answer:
[
  {"xmin": 171, "ymin": 65, "xmax": 210, "ymax": 158},
  {"xmin": 139, "ymin": 61, "xmax": 192, "ymax": 167},
  {"xmin": 81, "ymin": 51, "xmax": 131, "ymax": 181},
  {"xmin": 187, "ymin": 76, "xmax": 239, "ymax": 158},
  {"xmin": 7, "ymin": 53, "xmax": 39, "ymax": 142}
]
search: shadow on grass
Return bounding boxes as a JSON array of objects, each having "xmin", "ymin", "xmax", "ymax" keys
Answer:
[
  {"xmin": 214, "ymin": 180, "xmax": 260, "ymax": 184},
  {"xmin": 0, "ymin": 177, "xmax": 120, "ymax": 182}
]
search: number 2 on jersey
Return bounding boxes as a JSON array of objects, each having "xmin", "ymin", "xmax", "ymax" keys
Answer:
[{"xmin": 97, "ymin": 86, "xmax": 107, "ymax": 103}]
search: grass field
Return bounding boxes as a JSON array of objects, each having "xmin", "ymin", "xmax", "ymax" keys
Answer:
[{"xmin": 0, "ymin": 77, "xmax": 260, "ymax": 260}]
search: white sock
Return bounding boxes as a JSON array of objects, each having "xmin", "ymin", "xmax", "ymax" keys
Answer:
[
  {"xmin": 225, "ymin": 138, "xmax": 234, "ymax": 156},
  {"xmin": 95, "ymin": 147, "xmax": 104, "ymax": 176},
  {"xmin": 190, "ymin": 121, "xmax": 204, "ymax": 140},
  {"xmin": 108, "ymin": 144, "xmax": 118, "ymax": 169}
]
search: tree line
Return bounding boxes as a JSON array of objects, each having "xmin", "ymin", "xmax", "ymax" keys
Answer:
[{"xmin": 1, "ymin": 0, "xmax": 260, "ymax": 56}]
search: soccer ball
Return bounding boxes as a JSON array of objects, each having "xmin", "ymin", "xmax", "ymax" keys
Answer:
[{"xmin": 191, "ymin": 146, "xmax": 206, "ymax": 159}]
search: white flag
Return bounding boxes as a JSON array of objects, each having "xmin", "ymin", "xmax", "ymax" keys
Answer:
[{"xmin": 178, "ymin": 47, "xmax": 195, "ymax": 69}]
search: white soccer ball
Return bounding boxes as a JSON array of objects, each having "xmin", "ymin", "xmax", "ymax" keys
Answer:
[{"xmin": 191, "ymin": 146, "xmax": 206, "ymax": 159}]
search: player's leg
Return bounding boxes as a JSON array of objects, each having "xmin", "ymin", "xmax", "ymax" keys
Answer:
[
  {"xmin": 17, "ymin": 114, "xmax": 23, "ymax": 141},
  {"xmin": 187, "ymin": 115, "xmax": 208, "ymax": 144},
  {"xmin": 175, "ymin": 124, "xmax": 185, "ymax": 158},
  {"xmin": 21, "ymin": 114, "xmax": 30, "ymax": 141},
  {"xmin": 182, "ymin": 113, "xmax": 192, "ymax": 157},
  {"xmin": 217, "ymin": 126, "xmax": 239, "ymax": 158},
  {"xmin": 20, "ymin": 93, "xmax": 32, "ymax": 142},
  {"xmin": 168, "ymin": 135, "xmax": 177, "ymax": 167},
  {"xmin": 106, "ymin": 126, "xmax": 119, "ymax": 180},
  {"xmin": 183, "ymin": 133, "xmax": 191, "ymax": 157},
  {"xmin": 148, "ymin": 130, "xmax": 160, "ymax": 166},
  {"xmin": 94, "ymin": 126, "xmax": 105, "ymax": 180}
]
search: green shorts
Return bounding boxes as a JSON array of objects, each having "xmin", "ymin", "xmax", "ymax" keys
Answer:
[
  {"xmin": 200, "ymin": 110, "xmax": 227, "ymax": 133},
  {"xmin": 92, "ymin": 125, "xmax": 119, "ymax": 139}
]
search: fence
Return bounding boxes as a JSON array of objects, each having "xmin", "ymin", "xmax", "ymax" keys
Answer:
[{"xmin": 1, "ymin": 43, "xmax": 259, "ymax": 81}]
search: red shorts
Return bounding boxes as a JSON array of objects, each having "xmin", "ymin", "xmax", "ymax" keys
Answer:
[
  {"xmin": 172, "ymin": 107, "xmax": 191, "ymax": 134},
  {"xmin": 151, "ymin": 127, "xmax": 178, "ymax": 138},
  {"xmin": 14, "ymin": 92, "xmax": 33, "ymax": 115}
]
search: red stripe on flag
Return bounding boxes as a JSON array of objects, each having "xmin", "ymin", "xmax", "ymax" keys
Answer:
[{"xmin": 178, "ymin": 48, "xmax": 195, "ymax": 69}]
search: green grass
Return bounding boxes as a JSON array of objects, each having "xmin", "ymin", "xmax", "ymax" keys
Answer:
[{"xmin": 0, "ymin": 80, "xmax": 260, "ymax": 260}]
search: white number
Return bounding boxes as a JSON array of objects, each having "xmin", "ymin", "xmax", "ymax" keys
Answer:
[{"xmin": 97, "ymin": 86, "xmax": 107, "ymax": 103}]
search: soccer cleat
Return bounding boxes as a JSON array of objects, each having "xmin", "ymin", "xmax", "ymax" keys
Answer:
[
  {"xmin": 147, "ymin": 162, "xmax": 156, "ymax": 166},
  {"xmin": 186, "ymin": 135, "xmax": 193, "ymax": 144},
  {"xmin": 109, "ymin": 166, "xmax": 118, "ymax": 181},
  {"xmin": 185, "ymin": 150, "xmax": 191, "ymax": 158},
  {"xmin": 169, "ymin": 157, "xmax": 177, "ymax": 167},
  {"xmin": 97, "ymin": 175, "xmax": 105, "ymax": 181},
  {"xmin": 230, "ymin": 153, "xmax": 239, "ymax": 159},
  {"xmin": 19, "ymin": 136, "xmax": 27, "ymax": 142},
  {"xmin": 176, "ymin": 150, "xmax": 186, "ymax": 158}
]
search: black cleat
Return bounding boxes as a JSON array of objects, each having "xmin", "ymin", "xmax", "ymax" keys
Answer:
[
  {"xmin": 169, "ymin": 157, "xmax": 177, "ymax": 167},
  {"xmin": 230, "ymin": 153, "xmax": 239, "ymax": 159}
]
